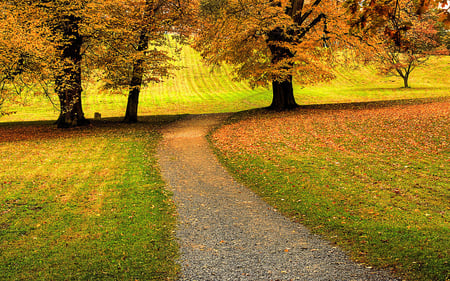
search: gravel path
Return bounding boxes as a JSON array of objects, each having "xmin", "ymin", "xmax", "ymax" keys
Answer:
[{"xmin": 157, "ymin": 114, "xmax": 399, "ymax": 281}]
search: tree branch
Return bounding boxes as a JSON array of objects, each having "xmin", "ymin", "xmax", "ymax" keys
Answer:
[
  {"xmin": 297, "ymin": 13, "xmax": 326, "ymax": 40},
  {"xmin": 295, "ymin": 0, "xmax": 323, "ymax": 25}
]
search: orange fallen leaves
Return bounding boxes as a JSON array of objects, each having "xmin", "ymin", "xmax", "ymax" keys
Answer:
[{"xmin": 212, "ymin": 101, "xmax": 450, "ymax": 158}]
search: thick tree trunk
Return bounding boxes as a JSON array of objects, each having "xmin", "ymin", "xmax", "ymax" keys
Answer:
[
  {"xmin": 123, "ymin": 53, "xmax": 145, "ymax": 123},
  {"xmin": 267, "ymin": 27, "xmax": 299, "ymax": 110},
  {"xmin": 56, "ymin": 90, "xmax": 88, "ymax": 128},
  {"xmin": 269, "ymin": 76, "xmax": 298, "ymax": 110},
  {"xmin": 124, "ymin": 81, "xmax": 141, "ymax": 123},
  {"xmin": 54, "ymin": 15, "xmax": 88, "ymax": 128}
]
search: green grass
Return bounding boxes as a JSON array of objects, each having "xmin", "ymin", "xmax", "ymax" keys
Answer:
[
  {"xmin": 0, "ymin": 45, "xmax": 449, "ymax": 281},
  {"xmin": 210, "ymin": 100, "xmax": 449, "ymax": 281},
  {"xmin": 2, "ymin": 48, "xmax": 448, "ymax": 123},
  {"xmin": 0, "ymin": 45, "xmax": 271, "ymax": 123},
  {"xmin": 0, "ymin": 118, "xmax": 179, "ymax": 280},
  {"xmin": 296, "ymin": 56, "xmax": 450, "ymax": 105}
]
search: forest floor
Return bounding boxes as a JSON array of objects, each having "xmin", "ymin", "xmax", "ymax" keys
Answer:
[{"xmin": 156, "ymin": 113, "xmax": 399, "ymax": 281}]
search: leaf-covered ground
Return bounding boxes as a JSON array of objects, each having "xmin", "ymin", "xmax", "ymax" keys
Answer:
[{"xmin": 211, "ymin": 100, "xmax": 449, "ymax": 281}]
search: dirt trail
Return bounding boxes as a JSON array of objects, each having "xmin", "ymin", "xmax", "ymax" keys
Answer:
[{"xmin": 157, "ymin": 113, "xmax": 397, "ymax": 281}]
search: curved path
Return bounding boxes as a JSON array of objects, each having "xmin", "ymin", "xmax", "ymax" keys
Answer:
[{"xmin": 157, "ymin": 114, "xmax": 398, "ymax": 281}]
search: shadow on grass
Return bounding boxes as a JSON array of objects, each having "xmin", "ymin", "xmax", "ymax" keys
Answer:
[
  {"xmin": 241, "ymin": 96, "xmax": 449, "ymax": 114},
  {"xmin": 296, "ymin": 96, "xmax": 449, "ymax": 110},
  {"xmin": 346, "ymin": 86, "xmax": 450, "ymax": 92},
  {"xmin": 1, "ymin": 96, "xmax": 448, "ymax": 143},
  {"xmin": 0, "ymin": 115, "xmax": 184, "ymax": 143}
]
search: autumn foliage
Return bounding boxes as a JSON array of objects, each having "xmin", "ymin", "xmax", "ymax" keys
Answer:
[
  {"xmin": 194, "ymin": 0, "xmax": 354, "ymax": 109},
  {"xmin": 0, "ymin": 0, "xmax": 192, "ymax": 126},
  {"xmin": 0, "ymin": 0, "xmax": 449, "ymax": 123},
  {"xmin": 345, "ymin": 0, "xmax": 449, "ymax": 88}
]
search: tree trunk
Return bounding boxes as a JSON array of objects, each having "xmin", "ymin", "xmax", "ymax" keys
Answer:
[
  {"xmin": 403, "ymin": 71, "xmax": 410, "ymax": 88},
  {"xmin": 124, "ymin": 1, "xmax": 153, "ymax": 123},
  {"xmin": 123, "ymin": 47, "xmax": 145, "ymax": 123},
  {"xmin": 56, "ymin": 91, "xmax": 87, "ymax": 128},
  {"xmin": 54, "ymin": 15, "xmax": 88, "ymax": 128},
  {"xmin": 124, "ymin": 82, "xmax": 141, "ymax": 123},
  {"xmin": 403, "ymin": 76, "xmax": 409, "ymax": 88},
  {"xmin": 267, "ymin": 27, "xmax": 299, "ymax": 110},
  {"xmin": 269, "ymin": 76, "xmax": 298, "ymax": 110}
]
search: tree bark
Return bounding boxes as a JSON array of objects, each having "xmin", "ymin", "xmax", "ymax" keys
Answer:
[
  {"xmin": 403, "ymin": 74, "xmax": 409, "ymax": 88},
  {"xmin": 267, "ymin": 27, "xmax": 299, "ymax": 110},
  {"xmin": 269, "ymin": 76, "xmax": 298, "ymax": 110},
  {"xmin": 124, "ymin": 75, "xmax": 142, "ymax": 123},
  {"xmin": 123, "ymin": 34, "xmax": 147, "ymax": 123},
  {"xmin": 54, "ymin": 15, "xmax": 88, "ymax": 128}
]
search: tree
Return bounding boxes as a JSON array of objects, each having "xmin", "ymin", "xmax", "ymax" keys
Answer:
[
  {"xmin": 52, "ymin": 6, "xmax": 88, "ymax": 127},
  {"xmin": 194, "ymin": 0, "xmax": 350, "ymax": 110},
  {"xmin": 86, "ymin": 0, "xmax": 193, "ymax": 123},
  {"xmin": 345, "ymin": 0, "xmax": 448, "ymax": 88},
  {"xmin": 121, "ymin": 0, "xmax": 190, "ymax": 123},
  {"xmin": 0, "ymin": 1, "xmax": 90, "ymax": 127},
  {"xmin": 0, "ymin": 2, "xmax": 54, "ymax": 117},
  {"xmin": 1, "ymin": 0, "xmax": 191, "ymax": 126}
]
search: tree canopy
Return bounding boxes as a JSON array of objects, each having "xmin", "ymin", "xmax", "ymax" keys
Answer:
[
  {"xmin": 194, "ymin": 0, "xmax": 354, "ymax": 109},
  {"xmin": 0, "ymin": 0, "xmax": 191, "ymax": 126},
  {"xmin": 0, "ymin": 0, "xmax": 448, "ymax": 124},
  {"xmin": 0, "ymin": 2, "xmax": 54, "ymax": 116}
]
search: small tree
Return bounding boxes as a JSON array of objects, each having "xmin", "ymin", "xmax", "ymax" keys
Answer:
[
  {"xmin": 346, "ymin": 0, "xmax": 449, "ymax": 88},
  {"xmin": 376, "ymin": 0, "xmax": 445, "ymax": 88}
]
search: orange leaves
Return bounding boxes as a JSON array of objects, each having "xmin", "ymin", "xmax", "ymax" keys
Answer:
[
  {"xmin": 348, "ymin": 0, "xmax": 447, "ymax": 87},
  {"xmin": 213, "ymin": 101, "xmax": 450, "ymax": 159},
  {"xmin": 194, "ymin": 0, "xmax": 351, "ymax": 87}
]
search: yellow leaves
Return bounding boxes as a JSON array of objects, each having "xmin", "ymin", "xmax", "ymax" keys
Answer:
[{"xmin": 196, "ymin": 0, "xmax": 353, "ymax": 86}]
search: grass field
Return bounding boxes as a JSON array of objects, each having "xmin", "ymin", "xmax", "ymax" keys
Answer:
[
  {"xmin": 0, "ymin": 118, "xmax": 179, "ymax": 280},
  {"xmin": 210, "ymin": 100, "xmax": 449, "ymax": 281},
  {"xmin": 0, "ymin": 46, "xmax": 449, "ymax": 280}
]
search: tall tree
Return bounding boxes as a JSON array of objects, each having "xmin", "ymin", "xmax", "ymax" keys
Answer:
[
  {"xmin": 194, "ymin": 0, "xmax": 349, "ymax": 110},
  {"xmin": 52, "ymin": 6, "xmax": 88, "ymax": 127},
  {"xmin": 0, "ymin": 1, "xmax": 90, "ymax": 127},
  {"xmin": 86, "ymin": 0, "xmax": 193, "ymax": 123}
]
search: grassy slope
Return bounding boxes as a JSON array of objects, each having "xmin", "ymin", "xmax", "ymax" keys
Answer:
[
  {"xmin": 1, "ymin": 45, "xmax": 271, "ymax": 123},
  {"xmin": 2, "ymin": 48, "xmax": 448, "ymax": 123},
  {"xmin": 296, "ymin": 56, "xmax": 450, "ymax": 105}
]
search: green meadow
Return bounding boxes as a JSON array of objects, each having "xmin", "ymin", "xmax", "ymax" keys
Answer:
[
  {"xmin": 1, "ymin": 46, "xmax": 449, "ymax": 280},
  {"xmin": 2, "ymin": 46, "xmax": 448, "ymax": 122}
]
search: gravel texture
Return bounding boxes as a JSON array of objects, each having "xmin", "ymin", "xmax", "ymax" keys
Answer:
[{"xmin": 157, "ymin": 114, "xmax": 399, "ymax": 281}]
